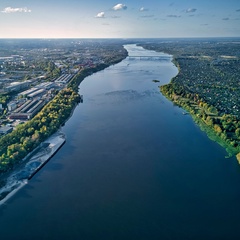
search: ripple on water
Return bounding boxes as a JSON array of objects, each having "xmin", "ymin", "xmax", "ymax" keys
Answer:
[{"xmin": 88, "ymin": 89, "xmax": 160, "ymax": 105}]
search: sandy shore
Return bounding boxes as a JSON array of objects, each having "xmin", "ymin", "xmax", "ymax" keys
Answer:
[{"xmin": 0, "ymin": 131, "xmax": 65, "ymax": 206}]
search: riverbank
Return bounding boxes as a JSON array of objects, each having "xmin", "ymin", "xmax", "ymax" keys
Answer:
[
  {"xmin": 138, "ymin": 41, "xmax": 240, "ymax": 161},
  {"xmin": 0, "ymin": 49, "xmax": 128, "ymax": 205},
  {"xmin": 0, "ymin": 43, "xmax": 128, "ymax": 176},
  {"xmin": 160, "ymin": 84, "xmax": 240, "ymax": 159},
  {"xmin": 0, "ymin": 131, "xmax": 65, "ymax": 205}
]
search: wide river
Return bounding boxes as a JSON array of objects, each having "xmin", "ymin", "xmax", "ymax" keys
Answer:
[{"xmin": 1, "ymin": 44, "xmax": 240, "ymax": 239}]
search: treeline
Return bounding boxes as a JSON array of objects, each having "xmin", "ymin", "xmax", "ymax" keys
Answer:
[
  {"xmin": 0, "ymin": 88, "xmax": 80, "ymax": 174},
  {"xmin": 161, "ymin": 82, "xmax": 240, "ymax": 156},
  {"xmin": 68, "ymin": 63, "xmax": 109, "ymax": 91}
]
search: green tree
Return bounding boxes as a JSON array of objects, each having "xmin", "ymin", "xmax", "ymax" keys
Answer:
[
  {"xmin": 214, "ymin": 124, "xmax": 222, "ymax": 134},
  {"xmin": 236, "ymin": 128, "xmax": 240, "ymax": 138}
]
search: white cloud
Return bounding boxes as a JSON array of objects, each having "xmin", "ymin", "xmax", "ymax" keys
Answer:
[
  {"xmin": 140, "ymin": 15, "xmax": 154, "ymax": 18},
  {"xmin": 139, "ymin": 7, "xmax": 148, "ymax": 12},
  {"xmin": 95, "ymin": 12, "xmax": 105, "ymax": 18},
  {"xmin": 186, "ymin": 8, "xmax": 197, "ymax": 13},
  {"xmin": 1, "ymin": 7, "xmax": 31, "ymax": 13},
  {"xmin": 167, "ymin": 14, "xmax": 181, "ymax": 18},
  {"xmin": 112, "ymin": 4, "xmax": 127, "ymax": 11}
]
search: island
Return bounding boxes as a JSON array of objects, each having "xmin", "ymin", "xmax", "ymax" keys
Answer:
[{"xmin": 139, "ymin": 38, "xmax": 240, "ymax": 160}]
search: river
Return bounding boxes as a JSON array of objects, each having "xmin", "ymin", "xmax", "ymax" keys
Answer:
[{"xmin": 1, "ymin": 44, "xmax": 240, "ymax": 239}]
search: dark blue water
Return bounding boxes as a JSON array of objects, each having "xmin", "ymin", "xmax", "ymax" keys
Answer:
[{"xmin": 1, "ymin": 44, "xmax": 240, "ymax": 240}]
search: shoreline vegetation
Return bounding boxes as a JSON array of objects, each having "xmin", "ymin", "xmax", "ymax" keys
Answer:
[
  {"xmin": 0, "ymin": 132, "xmax": 65, "ymax": 204},
  {"xmin": 138, "ymin": 40, "xmax": 240, "ymax": 162},
  {"xmin": 160, "ymin": 83, "xmax": 240, "ymax": 160},
  {"xmin": 159, "ymin": 66, "xmax": 240, "ymax": 161},
  {"xmin": 0, "ymin": 46, "xmax": 128, "ymax": 180}
]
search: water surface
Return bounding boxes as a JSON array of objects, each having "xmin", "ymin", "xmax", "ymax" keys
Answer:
[{"xmin": 0, "ymin": 44, "xmax": 240, "ymax": 240}]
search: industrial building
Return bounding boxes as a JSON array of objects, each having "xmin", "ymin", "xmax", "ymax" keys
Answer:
[
  {"xmin": 35, "ymin": 82, "xmax": 54, "ymax": 89},
  {"xmin": 18, "ymin": 87, "xmax": 38, "ymax": 97},
  {"xmin": 55, "ymin": 74, "xmax": 74, "ymax": 84},
  {"xmin": 9, "ymin": 99, "xmax": 45, "ymax": 120},
  {"xmin": 0, "ymin": 126, "xmax": 13, "ymax": 135},
  {"xmin": 4, "ymin": 81, "xmax": 30, "ymax": 93},
  {"xmin": 7, "ymin": 102, "xmax": 17, "ymax": 111}
]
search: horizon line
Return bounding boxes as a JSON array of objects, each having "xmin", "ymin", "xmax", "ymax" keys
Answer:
[{"xmin": 0, "ymin": 36, "xmax": 240, "ymax": 40}]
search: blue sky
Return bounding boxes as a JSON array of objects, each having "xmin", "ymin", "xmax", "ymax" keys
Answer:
[{"xmin": 0, "ymin": 0, "xmax": 240, "ymax": 38}]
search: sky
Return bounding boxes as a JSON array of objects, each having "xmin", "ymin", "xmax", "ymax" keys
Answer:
[{"xmin": 0, "ymin": 0, "xmax": 240, "ymax": 38}]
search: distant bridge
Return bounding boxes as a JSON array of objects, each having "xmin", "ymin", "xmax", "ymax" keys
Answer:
[{"xmin": 128, "ymin": 56, "xmax": 171, "ymax": 60}]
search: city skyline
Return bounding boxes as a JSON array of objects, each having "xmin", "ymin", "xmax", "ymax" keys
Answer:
[{"xmin": 1, "ymin": 0, "xmax": 240, "ymax": 38}]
